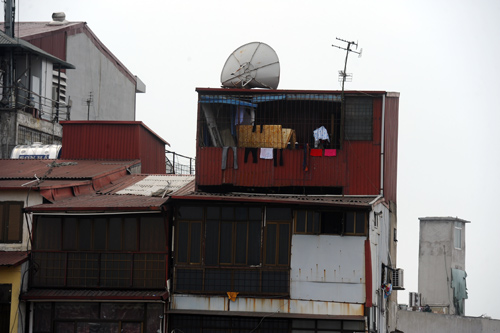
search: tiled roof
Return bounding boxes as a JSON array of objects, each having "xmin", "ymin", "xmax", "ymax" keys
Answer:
[
  {"xmin": 0, "ymin": 251, "xmax": 29, "ymax": 266},
  {"xmin": 21, "ymin": 289, "xmax": 168, "ymax": 301},
  {"xmin": 0, "ymin": 159, "xmax": 139, "ymax": 180}
]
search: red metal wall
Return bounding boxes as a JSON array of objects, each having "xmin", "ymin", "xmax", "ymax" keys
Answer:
[
  {"xmin": 24, "ymin": 30, "xmax": 68, "ymax": 62},
  {"xmin": 383, "ymin": 95, "xmax": 399, "ymax": 204},
  {"xmin": 196, "ymin": 97, "xmax": 384, "ymax": 195},
  {"xmin": 60, "ymin": 121, "xmax": 167, "ymax": 174}
]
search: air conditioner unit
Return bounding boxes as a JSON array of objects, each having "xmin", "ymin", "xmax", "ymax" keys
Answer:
[
  {"xmin": 392, "ymin": 268, "xmax": 404, "ymax": 290},
  {"xmin": 409, "ymin": 292, "xmax": 421, "ymax": 307}
]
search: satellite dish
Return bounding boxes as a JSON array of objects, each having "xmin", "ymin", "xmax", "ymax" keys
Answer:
[{"xmin": 221, "ymin": 42, "xmax": 280, "ymax": 89}]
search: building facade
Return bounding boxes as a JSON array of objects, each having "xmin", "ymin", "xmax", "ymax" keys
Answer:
[
  {"xmin": 418, "ymin": 216, "xmax": 469, "ymax": 315},
  {"xmin": 1, "ymin": 12, "xmax": 145, "ymax": 122},
  {"xmin": 166, "ymin": 88, "xmax": 401, "ymax": 333}
]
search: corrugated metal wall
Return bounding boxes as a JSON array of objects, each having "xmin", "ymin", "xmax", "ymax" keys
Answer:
[
  {"xmin": 60, "ymin": 121, "xmax": 166, "ymax": 174},
  {"xmin": 26, "ymin": 31, "xmax": 68, "ymax": 62},
  {"xmin": 383, "ymin": 96, "xmax": 399, "ymax": 204},
  {"xmin": 196, "ymin": 96, "xmax": 385, "ymax": 196}
]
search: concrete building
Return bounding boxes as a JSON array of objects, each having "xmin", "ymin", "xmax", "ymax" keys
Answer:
[
  {"xmin": 0, "ymin": 28, "xmax": 74, "ymax": 158},
  {"xmin": 0, "ymin": 12, "xmax": 146, "ymax": 121},
  {"xmin": 418, "ymin": 216, "xmax": 469, "ymax": 315}
]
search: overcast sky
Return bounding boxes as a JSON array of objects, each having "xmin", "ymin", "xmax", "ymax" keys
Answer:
[{"xmin": 17, "ymin": 0, "xmax": 500, "ymax": 319}]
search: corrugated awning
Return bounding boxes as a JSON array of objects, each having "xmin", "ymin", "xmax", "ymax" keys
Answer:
[
  {"xmin": 200, "ymin": 96, "xmax": 257, "ymax": 108},
  {"xmin": 0, "ymin": 251, "xmax": 29, "ymax": 266},
  {"xmin": 21, "ymin": 289, "xmax": 168, "ymax": 301}
]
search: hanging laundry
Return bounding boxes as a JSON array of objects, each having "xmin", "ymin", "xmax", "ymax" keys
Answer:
[
  {"xmin": 313, "ymin": 126, "xmax": 330, "ymax": 148},
  {"xmin": 260, "ymin": 148, "xmax": 273, "ymax": 159},
  {"xmin": 221, "ymin": 147, "xmax": 238, "ymax": 170},
  {"xmin": 244, "ymin": 148, "xmax": 258, "ymax": 163}
]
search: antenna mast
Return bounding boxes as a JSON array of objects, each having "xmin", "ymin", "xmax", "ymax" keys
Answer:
[{"xmin": 332, "ymin": 37, "xmax": 362, "ymax": 148}]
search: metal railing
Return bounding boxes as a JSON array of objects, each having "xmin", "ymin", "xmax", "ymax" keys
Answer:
[{"xmin": 166, "ymin": 150, "xmax": 195, "ymax": 175}]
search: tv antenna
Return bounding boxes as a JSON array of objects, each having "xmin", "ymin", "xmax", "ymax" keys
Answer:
[
  {"xmin": 332, "ymin": 37, "xmax": 362, "ymax": 148},
  {"xmin": 85, "ymin": 92, "xmax": 93, "ymax": 120}
]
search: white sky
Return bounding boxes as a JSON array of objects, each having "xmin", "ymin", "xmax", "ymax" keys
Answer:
[{"xmin": 17, "ymin": 0, "xmax": 500, "ymax": 319}]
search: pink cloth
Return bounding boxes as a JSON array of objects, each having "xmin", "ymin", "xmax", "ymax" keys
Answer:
[{"xmin": 324, "ymin": 149, "xmax": 337, "ymax": 157}]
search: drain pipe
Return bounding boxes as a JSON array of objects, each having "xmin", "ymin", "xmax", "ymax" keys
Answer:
[{"xmin": 380, "ymin": 94, "xmax": 386, "ymax": 196}]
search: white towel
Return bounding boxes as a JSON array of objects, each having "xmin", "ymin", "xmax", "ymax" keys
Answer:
[{"xmin": 260, "ymin": 148, "xmax": 273, "ymax": 159}]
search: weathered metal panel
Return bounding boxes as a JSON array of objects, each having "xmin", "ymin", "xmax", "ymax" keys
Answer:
[
  {"xmin": 196, "ymin": 145, "xmax": 381, "ymax": 195},
  {"xmin": 383, "ymin": 95, "xmax": 399, "ymax": 203},
  {"xmin": 171, "ymin": 294, "xmax": 364, "ymax": 316},
  {"xmin": 60, "ymin": 121, "xmax": 167, "ymax": 174},
  {"xmin": 290, "ymin": 235, "xmax": 365, "ymax": 303},
  {"xmin": 27, "ymin": 31, "xmax": 67, "ymax": 62}
]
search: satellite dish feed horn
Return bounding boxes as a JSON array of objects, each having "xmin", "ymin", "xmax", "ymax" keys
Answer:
[{"xmin": 221, "ymin": 42, "xmax": 280, "ymax": 89}]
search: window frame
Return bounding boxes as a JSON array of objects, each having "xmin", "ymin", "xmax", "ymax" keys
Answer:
[
  {"xmin": 0, "ymin": 201, "xmax": 24, "ymax": 243},
  {"xmin": 294, "ymin": 209, "xmax": 368, "ymax": 236}
]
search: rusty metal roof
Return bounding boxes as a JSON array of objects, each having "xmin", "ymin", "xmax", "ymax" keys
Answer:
[
  {"xmin": 0, "ymin": 179, "xmax": 92, "ymax": 190},
  {"xmin": 21, "ymin": 288, "xmax": 168, "ymax": 301},
  {"xmin": 0, "ymin": 21, "xmax": 84, "ymax": 39},
  {"xmin": 172, "ymin": 181, "xmax": 380, "ymax": 208},
  {"xmin": 0, "ymin": 159, "xmax": 139, "ymax": 180},
  {"xmin": 26, "ymin": 193, "xmax": 168, "ymax": 213},
  {"xmin": 0, "ymin": 251, "xmax": 29, "ymax": 266}
]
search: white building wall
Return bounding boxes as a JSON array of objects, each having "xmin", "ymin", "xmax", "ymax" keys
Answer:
[
  {"xmin": 0, "ymin": 189, "xmax": 43, "ymax": 251},
  {"xmin": 290, "ymin": 234, "xmax": 365, "ymax": 303},
  {"xmin": 65, "ymin": 33, "xmax": 136, "ymax": 121},
  {"xmin": 396, "ymin": 309, "xmax": 500, "ymax": 333},
  {"xmin": 368, "ymin": 202, "xmax": 392, "ymax": 333}
]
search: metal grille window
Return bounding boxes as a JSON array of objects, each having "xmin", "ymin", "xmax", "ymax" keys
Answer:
[
  {"xmin": 294, "ymin": 209, "xmax": 367, "ymax": 236},
  {"xmin": 33, "ymin": 302, "xmax": 163, "ymax": 333},
  {"xmin": 17, "ymin": 126, "xmax": 61, "ymax": 145},
  {"xmin": 345, "ymin": 97, "xmax": 373, "ymax": 141},
  {"xmin": 198, "ymin": 93, "xmax": 342, "ymax": 149},
  {"xmin": 32, "ymin": 214, "xmax": 167, "ymax": 288},
  {"xmin": 0, "ymin": 201, "xmax": 23, "ymax": 243},
  {"xmin": 169, "ymin": 314, "xmax": 289, "ymax": 333},
  {"xmin": 175, "ymin": 205, "xmax": 291, "ymax": 296}
]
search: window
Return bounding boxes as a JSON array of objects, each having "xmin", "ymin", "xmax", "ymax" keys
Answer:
[
  {"xmin": 0, "ymin": 284, "xmax": 11, "ymax": 332},
  {"xmin": 294, "ymin": 209, "xmax": 367, "ymax": 236},
  {"xmin": 264, "ymin": 208, "xmax": 291, "ymax": 266},
  {"xmin": 0, "ymin": 201, "xmax": 23, "ymax": 243},
  {"xmin": 175, "ymin": 205, "xmax": 291, "ymax": 295},
  {"xmin": 32, "ymin": 214, "xmax": 167, "ymax": 288},
  {"xmin": 33, "ymin": 302, "xmax": 163, "ymax": 333},
  {"xmin": 454, "ymin": 222, "xmax": 462, "ymax": 249},
  {"xmin": 345, "ymin": 97, "xmax": 373, "ymax": 141}
]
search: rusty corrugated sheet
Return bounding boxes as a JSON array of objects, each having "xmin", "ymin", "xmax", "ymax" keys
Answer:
[
  {"xmin": 195, "ymin": 90, "xmax": 388, "ymax": 196},
  {"xmin": 0, "ymin": 159, "xmax": 137, "ymax": 180},
  {"xmin": 196, "ymin": 144, "xmax": 381, "ymax": 195},
  {"xmin": 383, "ymin": 95, "xmax": 399, "ymax": 204},
  {"xmin": 0, "ymin": 251, "xmax": 29, "ymax": 266},
  {"xmin": 25, "ymin": 193, "xmax": 168, "ymax": 212},
  {"xmin": 60, "ymin": 121, "xmax": 168, "ymax": 174}
]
